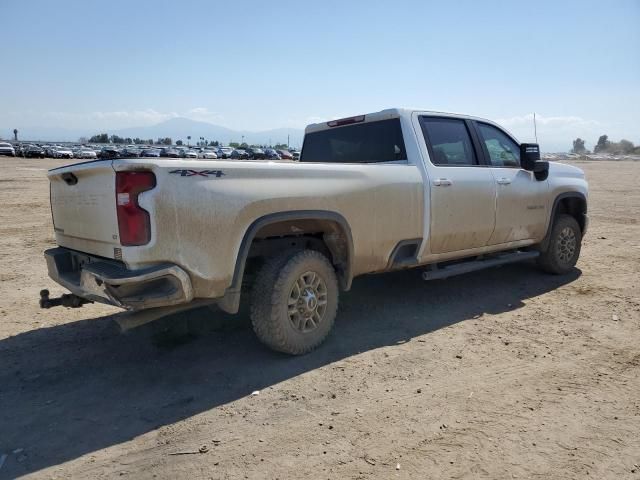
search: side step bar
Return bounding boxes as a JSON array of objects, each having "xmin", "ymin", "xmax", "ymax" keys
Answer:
[{"xmin": 422, "ymin": 250, "xmax": 539, "ymax": 281}]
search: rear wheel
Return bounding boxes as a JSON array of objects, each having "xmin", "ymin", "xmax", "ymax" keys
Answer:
[
  {"xmin": 537, "ymin": 214, "xmax": 582, "ymax": 274},
  {"xmin": 250, "ymin": 250, "xmax": 339, "ymax": 355}
]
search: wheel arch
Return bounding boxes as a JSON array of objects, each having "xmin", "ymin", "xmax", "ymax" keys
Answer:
[
  {"xmin": 223, "ymin": 210, "xmax": 354, "ymax": 312},
  {"xmin": 539, "ymin": 192, "xmax": 587, "ymax": 251}
]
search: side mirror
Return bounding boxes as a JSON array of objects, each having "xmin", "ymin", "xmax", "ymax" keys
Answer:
[
  {"xmin": 520, "ymin": 143, "xmax": 540, "ymax": 171},
  {"xmin": 520, "ymin": 143, "xmax": 548, "ymax": 181}
]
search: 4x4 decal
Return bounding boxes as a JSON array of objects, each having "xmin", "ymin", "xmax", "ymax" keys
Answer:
[{"xmin": 169, "ymin": 169, "xmax": 225, "ymax": 178}]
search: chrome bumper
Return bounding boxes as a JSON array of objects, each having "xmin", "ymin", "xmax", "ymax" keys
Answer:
[{"xmin": 44, "ymin": 247, "xmax": 193, "ymax": 310}]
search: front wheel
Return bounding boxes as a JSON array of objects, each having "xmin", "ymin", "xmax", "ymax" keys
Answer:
[
  {"xmin": 537, "ymin": 214, "xmax": 582, "ymax": 274},
  {"xmin": 250, "ymin": 250, "xmax": 339, "ymax": 355}
]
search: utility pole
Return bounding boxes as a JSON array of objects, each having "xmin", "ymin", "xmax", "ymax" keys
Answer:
[{"xmin": 533, "ymin": 112, "xmax": 538, "ymax": 144}]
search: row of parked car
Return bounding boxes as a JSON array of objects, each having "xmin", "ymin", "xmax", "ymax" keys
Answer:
[
  {"xmin": 0, "ymin": 143, "xmax": 102, "ymax": 159},
  {"xmin": 0, "ymin": 142, "xmax": 301, "ymax": 161}
]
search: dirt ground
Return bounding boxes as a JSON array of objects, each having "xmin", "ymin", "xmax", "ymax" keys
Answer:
[{"xmin": 0, "ymin": 158, "xmax": 638, "ymax": 480}]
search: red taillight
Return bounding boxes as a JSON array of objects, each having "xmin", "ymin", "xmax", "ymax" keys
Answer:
[{"xmin": 115, "ymin": 171, "xmax": 156, "ymax": 246}]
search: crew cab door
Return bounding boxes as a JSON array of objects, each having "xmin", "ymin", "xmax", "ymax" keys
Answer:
[
  {"xmin": 418, "ymin": 116, "xmax": 496, "ymax": 254},
  {"xmin": 473, "ymin": 122, "xmax": 549, "ymax": 244}
]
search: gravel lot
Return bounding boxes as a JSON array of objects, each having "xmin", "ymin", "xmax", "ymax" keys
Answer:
[{"xmin": 0, "ymin": 158, "xmax": 638, "ymax": 479}]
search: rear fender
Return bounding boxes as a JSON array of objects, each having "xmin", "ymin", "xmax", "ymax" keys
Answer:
[{"xmin": 222, "ymin": 210, "xmax": 354, "ymax": 313}]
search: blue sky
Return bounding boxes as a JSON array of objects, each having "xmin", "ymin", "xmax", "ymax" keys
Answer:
[{"xmin": 1, "ymin": 0, "xmax": 638, "ymax": 151}]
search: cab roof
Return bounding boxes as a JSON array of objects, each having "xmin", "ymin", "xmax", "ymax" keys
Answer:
[{"xmin": 303, "ymin": 107, "xmax": 519, "ymax": 142}]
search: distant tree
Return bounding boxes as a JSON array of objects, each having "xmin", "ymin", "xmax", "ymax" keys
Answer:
[
  {"xmin": 89, "ymin": 133, "xmax": 109, "ymax": 143},
  {"xmin": 240, "ymin": 142, "xmax": 248, "ymax": 149},
  {"xmin": 229, "ymin": 142, "xmax": 240, "ymax": 148},
  {"xmin": 187, "ymin": 135, "xmax": 191, "ymax": 146},
  {"xmin": 13, "ymin": 129, "xmax": 18, "ymax": 141},
  {"xmin": 78, "ymin": 137, "xmax": 88, "ymax": 144},
  {"xmin": 109, "ymin": 135, "xmax": 125, "ymax": 144},
  {"xmin": 618, "ymin": 139, "xmax": 635, "ymax": 154},
  {"xmin": 274, "ymin": 143, "xmax": 289, "ymax": 150},
  {"xmin": 593, "ymin": 135, "xmax": 635, "ymax": 154},
  {"xmin": 176, "ymin": 140, "xmax": 183, "ymax": 146},
  {"xmin": 571, "ymin": 138, "xmax": 586, "ymax": 154},
  {"xmin": 594, "ymin": 135, "xmax": 610, "ymax": 153}
]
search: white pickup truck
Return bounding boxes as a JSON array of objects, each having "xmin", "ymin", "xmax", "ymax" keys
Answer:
[{"xmin": 41, "ymin": 108, "xmax": 588, "ymax": 354}]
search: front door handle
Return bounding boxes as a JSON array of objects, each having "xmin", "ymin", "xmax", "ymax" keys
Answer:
[
  {"xmin": 433, "ymin": 178, "xmax": 453, "ymax": 186},
  {"xmin": 496, "ymin": 177, "xmax": 512, "ymax": 185}
]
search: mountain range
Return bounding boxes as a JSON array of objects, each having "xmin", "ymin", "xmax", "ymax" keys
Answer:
[{"xmin": 2, "ymin": 117, "xmax": 305, "ymax": 147}]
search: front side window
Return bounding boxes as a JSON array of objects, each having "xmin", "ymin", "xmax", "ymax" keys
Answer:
[
  {"xmin": 477, "ymin": 123, "xmax": 520, "ymax": 167},
  {"xmin": 420, "ymin": 117, "xmax": 478, "ymax": 166},
  {"xmin": 300, "ymin": 119, "xmax": 407, "ymax": 163}
]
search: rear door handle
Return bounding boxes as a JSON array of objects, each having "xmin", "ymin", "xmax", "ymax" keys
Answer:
[
  {"xmin": 433, "ymin": 178, "xmax": 453, "ymax": 186},
  {"xmin": 496, "ymin": 177, "xmax": 512, "ymax": 185}
]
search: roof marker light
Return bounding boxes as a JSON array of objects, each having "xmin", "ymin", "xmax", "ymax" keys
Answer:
[{"xmin": 327, "ymin": 115, "xmax": 365, "ymax": 127}]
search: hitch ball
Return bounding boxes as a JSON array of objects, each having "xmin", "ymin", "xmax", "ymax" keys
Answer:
[{"xmin": 39, "ymin": 289, "xmax": 53, "ymax": 308}]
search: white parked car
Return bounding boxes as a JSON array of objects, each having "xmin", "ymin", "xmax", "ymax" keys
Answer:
[
  {"xmin": 75, "ymin": 149, "xmax": 98, "ymax": 159},
  {"xmin": 52, "ymin": 147, "xmax": 74, "ymax": 159},
  {"xmin": 199, "ymin": 149, "xmax": 218, "ymax": 159},
  {"xmin": 0, "ymin": 142, "xmax": 16, "ymax": 156},
  {"xmin": 184, "ymin": 150, "xmax": 198, "ymax": 159},
  {"xmin": 216, "ymin": 146, "xmax": 234, "ymax": 159}
]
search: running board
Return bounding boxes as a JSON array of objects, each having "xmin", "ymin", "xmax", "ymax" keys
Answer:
[{"xmin": 422, "ymin": 250, "xmax": 540, "ymax": 281}]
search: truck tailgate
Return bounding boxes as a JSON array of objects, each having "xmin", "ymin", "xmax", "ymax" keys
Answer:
[{"xmin": 48, "ymin": 160, "xmax": 120, "ymax": 259}]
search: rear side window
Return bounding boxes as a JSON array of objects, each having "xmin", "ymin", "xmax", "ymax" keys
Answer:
[
  {"xmin": 420, "ymin": 117, "xmax": 478, "ymax": 166},
  {"xmin": 477, "ymin": 123, "xmax": 520, "ymax": 167},
  {"xmin": 300, "ymin": 119, "xmax": 407, "ymax": 163}
]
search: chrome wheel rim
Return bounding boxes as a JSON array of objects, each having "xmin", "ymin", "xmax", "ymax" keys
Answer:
[
  {"xmin": 557, "ymin": 226, "xmax": 577, "ymax": 264},
  {"xmin": 288, "ymin": 271, "xmax": 328, "ymax": 333}
]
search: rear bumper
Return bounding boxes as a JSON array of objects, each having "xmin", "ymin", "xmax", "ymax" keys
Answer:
[{"xmin": 44, "ymin": 247, "xmax": 193, "ymax": 310}]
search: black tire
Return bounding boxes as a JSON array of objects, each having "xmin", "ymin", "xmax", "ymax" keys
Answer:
[
  {"xmin": 537, "ymin": 214, "xmax": 582, "ymax": 274},
  {"xmin": 250, "ymin": 250, "xmax": 339, "ymax": 355}
]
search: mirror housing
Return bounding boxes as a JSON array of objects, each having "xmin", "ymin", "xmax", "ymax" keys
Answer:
[
  {"xmin": 533, "ymin": 160, "xmax": 549, "ymax": 181},
  {"xmin": 520, "ymin": 143, "xmax": 540, "ymax": 171}
]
